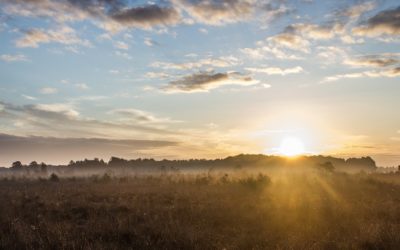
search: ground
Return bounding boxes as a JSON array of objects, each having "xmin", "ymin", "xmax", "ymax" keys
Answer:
[{"xmin": 0, "ymin": 171, "xmax": 399, "ymax": 249}]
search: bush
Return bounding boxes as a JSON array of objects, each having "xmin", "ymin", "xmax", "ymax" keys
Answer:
[{"xmin": 49, "ymin": 173, "xmax": 59, "ymax": 182}]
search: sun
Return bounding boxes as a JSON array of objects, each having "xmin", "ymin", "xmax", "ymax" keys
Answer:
[{"xmin": 279, "ymin": 137, "xmax": 305, "ymax": 157}]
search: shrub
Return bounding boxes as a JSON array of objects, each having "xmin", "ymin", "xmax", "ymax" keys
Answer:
[{"xmin": 49, "ymin": 173, "xmax": 59, "ymax": 182}]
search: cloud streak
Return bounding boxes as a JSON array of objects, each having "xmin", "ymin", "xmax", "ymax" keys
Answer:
[
  {"xmin": 151, "ymin": 56, "xmax": 239, "ymax": 71},
  {"xmin": 0, "ymin": 133, "xmax": 177, "ymax": 166},
  {"xmin": 0, "ymin": 54, "xmax": 28, "ymax": 62},
  {"xmin": 16, "ymin": 26, "xmax": 91, "ymax": 48},
  {"xmin": 0, "ymin": 100, "xmax": 180, "ymax": 139},
  {"xmin": 322, "ymin": 67, "xmax": 400, "ymax": 82},
  {"xmin": 163, "ymin": 71, "xmax": 259, "ymax": 93},
  {"xmin": 345, "ymin": 54, "xmax": 399, "ymax": 68},
  {"xmin": 353, "ymin": 6, "xmax": 400, "ymax": 36},
  {"xmin": 246, "ymin": 66, "xmax": 304, "ymax": 75}
]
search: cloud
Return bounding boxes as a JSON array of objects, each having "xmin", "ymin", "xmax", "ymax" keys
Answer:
[
  {"xmin": 286, "ymin": 23, "xmax": 344, "ymax": 40},
  {"xmin": 245, "ymin": 66, "xmax": 304, "ymax": 75},
  {"xmin": 0, "ymin": 54, "xmax": 29, "ymax": 62},
  {"xmin": 163, "ymin": 71, "xmax": 259, "ymax": 93},
  {"xmin": 75, "ymin": 83, "xmax": 89, "ymax": 90},
  {"xmin": 110, "ymin": 108, "xmax": 159, "ymax": 122},
  {"xmin": 341, "ymin": 1, "xmax": 376, "ymax": 19},
  {"xmin": 345, "ymin": 54, "xmax": 399, "ymax": 68},
  {"xmin": 16, "ymin": 26, "xmax": 91, "ymax": 48},
  {"xmin": 267, "ymin": 32, "xmax": 310, "ymax": 53},
  {"xmin": 144, "ymin": 37, "xmax": 160, "ymax": 47},
  {"xmin": 0, "ymin": 100, "xmax": 179, "ymax": 140},
  {"xmin": 3, "ymin": 0, "xmax": 182, "ymax": 33},
  {"xmin": 316, "ymin": 46, "xmax": 348, "ymax": 63},
  {"xmin": 259, "ymin": 2, "xmax": 291, "ymax": 23},
  {"xmin": 33, "ymin": 103, "xmax": 79, "ymax": 119},
  {"xmin": 113, "ymin": 41, "xmax": 129, "ymax": 50},
  {"xmin": 198, "ymin": 28, "xmax": 208, "ymax": 34},
  {"xmin": 145, "ymin": 72, "xmax": 170, "ymax": 79},
  {"xmin": 240, "ymin": 44, "xmax": 303, "ymax": 60},
  {"xmin": 115, "ymin": 50, "xmax": 132, "ymax": 60},
  {"xmin": 151, "ymin": 56, "xmax": 239, "ymax": 70},
  {"xmin": 107, "ymin": 5, "xmax": 181, "ymax": 31},
  {"xmin": 322, "ymin": 72, "xmax": 365, "ymax": 83},
  {"xmin": 340, "ymin": 35, "xmax": 364, "ymax": 44},
  {"xmin": 172, "ymin": 0, "xmax": 254, "ymax": 25},
  {"xmin": 2, "ymin": 0, "xmax": 91, "ymax": 23},
  {"xmin": 21, "ymin": 94, "xmax": 37, "ymax": 100},
  {"xmin": 353, "ymin": 6, "xmax": 400, "ymax": 36},
  {"xmin": 109, "ymin": 108, "xmax": 178, "ymax": 124},
  {"xmin": 322, "ymin": 67, "xmax": 400, "ymax": 82},
  {"xmin": 39, "ymin": 87, "xmax": 58, "ymax": 94},
  {"xmin": 0, "ymin": 100, "xmax": 255, "ymax": 164},
  {"xmin": 2, "ymin": 0, "xmax": 289, "ymax": 34},
  {"xmin": 0, "ymin": 133, "xmax": 177, "ymax": 166},
  {"xmin": 68, "ymin": 96, "xmax": 109, "ymax": 102},
  {"xmin": 386, "ymin": 67, "xmax": 400, "ymax": 77}
]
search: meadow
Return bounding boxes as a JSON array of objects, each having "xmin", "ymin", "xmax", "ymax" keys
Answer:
[{"xmin": 0, "ymin": 169, "xmax": 399, "ymax": 250}]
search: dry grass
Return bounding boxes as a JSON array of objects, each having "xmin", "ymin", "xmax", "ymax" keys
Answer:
[{"xmin": 0, "ymin": 171, "xmax": 399, "ymax": 249}]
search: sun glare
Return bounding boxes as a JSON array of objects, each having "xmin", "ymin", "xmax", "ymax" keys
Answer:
[{"xmin": 279, "ymin": 137, "xmax": 305, "ymax": 157}]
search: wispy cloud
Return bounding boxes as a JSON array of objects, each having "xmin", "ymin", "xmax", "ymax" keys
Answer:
[
  {"xmin": 109, "ymin": 108, "xmax": 179, "ymax": 124},
  {"xmin": 246, "ymin": 66, "xmax": 304, "ymax": 75},
  {"xmin": 144, "ymin": 37, "xmax": 160, "ymax": 47},
  {"xmin": 0, "ymin": 100, "xmax": 179, "ymax": 139},
  {"xmin": 344, "ymin": 54, "xmax": 399, "ymax": 68},
  {"xmin": 21, "ymin": 94, "xmax": 37, "ymax": 100},
  {"xmin": 151, "ymin": 56, "xmax": 239, "ymax": 70},
  {"xmin": 113, "ymin": 41, "xmax": 129, "ymax": 50},
  {"xmin": 321, "ymin": 67, "xmax": 400, "ymax": 83},
  {"xmin": 267, "ymin": 33, "xmax": 311, "ymax": 53},
  {"xmin": 0, "ymin": 54, "xmax": 29, "ymax": 62},
  {"xmin": 115, "ymin": 51, "xmax": 132, "ymax": 60},
  {"xmin": 172, "ymin": 0, "xmax": 254, "ymax": 25},
  {"xmin": 340, "ymin": 1, "xmax": 376, "ymax": 20},
  {"xmin": 162, "ymin": 71, "xmax": 259, "ymax": 93},
  {"xmin": 16, "ymin": 26, "xmax": 91, "ymax": 48},
  {"xmin": 75, "ymin": 83, "xmax": 89, "ymax": 90},
  {"xmin": 39, "ymin": 87, "xmax": 58, "ymax": 94},
  {"xmin": 285, "ymin": 23, "xmax": 344, "ymax": 40}
]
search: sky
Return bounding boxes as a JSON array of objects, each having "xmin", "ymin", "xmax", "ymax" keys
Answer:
[{"xmin": 0, "ymin": 0, "xmax": 399, "ymax": 167}]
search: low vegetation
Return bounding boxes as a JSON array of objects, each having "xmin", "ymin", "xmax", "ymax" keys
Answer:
[{"xmin": 0, "ymin": 169, "xmax": 399, "ymax": 249}]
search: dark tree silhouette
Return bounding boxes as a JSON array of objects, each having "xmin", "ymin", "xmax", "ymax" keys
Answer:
[{"xmin": 11, "ymin": 161, "xmax": 23, "ymax": 169}]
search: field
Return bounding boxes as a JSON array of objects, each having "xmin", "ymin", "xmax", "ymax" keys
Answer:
[{"xmin": 0, "ymin": 170, "xmax": 399, "ymax": 249}]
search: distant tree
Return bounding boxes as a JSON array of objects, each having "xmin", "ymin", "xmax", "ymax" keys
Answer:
[
  {"xmin": 49, "ymin": 173, "xmax": 59, "ymax": 182},
  {"xmin": 11, "ymin": 161, "xmax": 23, "ymax": 169},
  {"xmin": 40, "ymin": 163, "xmax": 48, "ymax": 174},
  {"xmin": 346, "ymin": 157, "xmax": 376, "ymax": 169},
  {"xmin": 29, "ymin": 161, "xmax": 38, "ymax": 167},
  {"xmin": 317, "ymin": 161, "xmax": 335, "ymax": 172},
  {"xmin": 109, "ymin": 157, "xmax": 128, "ymax": 167}
]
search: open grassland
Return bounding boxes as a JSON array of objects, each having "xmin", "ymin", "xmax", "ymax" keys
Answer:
[{"xmin": 0, "ymin": 171, "xmax": 399, "ymax": 250}]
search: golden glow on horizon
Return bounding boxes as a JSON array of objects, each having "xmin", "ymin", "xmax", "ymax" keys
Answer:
[{"xmin": 279, "ymin": 137, "xmax": 305, "ymax": 157}]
